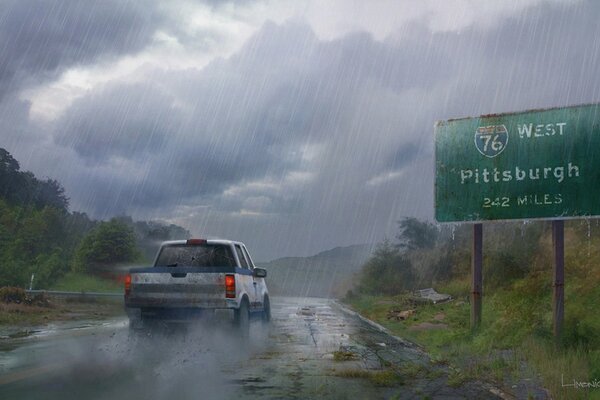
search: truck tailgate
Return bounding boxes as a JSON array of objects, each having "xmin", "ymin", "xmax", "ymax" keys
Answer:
[{"xmin": 126, "ymin": 267, "xmax": 230, "ymax": 309}]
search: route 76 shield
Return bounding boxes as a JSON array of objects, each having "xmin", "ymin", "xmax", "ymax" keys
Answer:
[{"xmin": 474, "ymin": 125, "xmax": 508, "ymax": 158}]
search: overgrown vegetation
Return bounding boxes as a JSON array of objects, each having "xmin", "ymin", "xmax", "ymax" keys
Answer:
[
  {"xmin": 73, "ymin": 219, "xmax": 140, "ymax": 273},
  {"xmin": 347, "ymin": 217, "xmax": 600, "ymax": 399},
  {"xmin": 0, "ymin": 148, "xmax": 190, "ymax": 290},
  {"xmin": 333, "ymin": 369, "xmax": 403, "ymax": 387},
  {"xmin": 51, "ymin": 272, "xmax": 123, "ymax": 293}
]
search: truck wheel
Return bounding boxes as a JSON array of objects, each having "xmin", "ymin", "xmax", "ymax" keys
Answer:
[
  {"xmin": 261, "ymin": 296, "xmax": 271, "ymax": 323},
  {"xmin": 235, "ymin": 298, "xmax": 250, "ymax": 337}
]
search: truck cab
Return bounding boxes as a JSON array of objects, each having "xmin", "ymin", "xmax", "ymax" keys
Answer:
[{"xmin": 125, "ymin": 239, "xmax": 269, "ymax": 331}]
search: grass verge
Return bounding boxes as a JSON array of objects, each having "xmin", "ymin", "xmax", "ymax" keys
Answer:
[
  {"xmin": 0, "ymin": 302, "xmax": 59, "ymax": 326},
  {"xmin": 0, "ymin": 297, "xmax": 124, "ymax": 327},
  {"xmin": 49, "ymin": 272, "xmax": 122, "ymax": 293},
  {"xmin": 0, "ymin": 272, "xmax": 124, "ymax": 327},
  {"xmin": 345, "ymin": 277, "xmax": 600, "ymax": 400},
  {"xmin": 334, "ymin": 369, "xmax": 404, "ymax": 387}
]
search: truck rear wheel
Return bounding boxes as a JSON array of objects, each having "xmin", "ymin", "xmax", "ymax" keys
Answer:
[
  {"xmin": 234, "ymin": 298, "xmax": 250, "ymax": 337},
  {"xmin": 261, "ymin": 296, "xmax": 271, "ymax": 323}
]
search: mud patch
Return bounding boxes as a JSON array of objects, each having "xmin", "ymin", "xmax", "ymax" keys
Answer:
[{"xmin": 409, "ymin": 322, "xmax": 448, "ymax": 331}]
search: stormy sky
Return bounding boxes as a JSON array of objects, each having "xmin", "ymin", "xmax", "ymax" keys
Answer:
[{"xmin": 2, "ymin": 0, "xmax": 600, "ymax": 261}]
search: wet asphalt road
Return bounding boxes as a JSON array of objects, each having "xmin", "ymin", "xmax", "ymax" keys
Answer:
[{"xmin": 0, "ymin": 297, "xmax": 503, "ymax": 399}]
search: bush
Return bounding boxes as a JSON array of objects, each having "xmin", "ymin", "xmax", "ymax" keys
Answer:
[
  {"xmin": 0, "ymin": 286, "xmax": 27, "ymax": 303},
  {"xmin": 396, "ymin": 217, "xmax": 438, "ymax": 251},
  {"xmin": 484, "ymin": 251, "xmax": 528, "ymax": 288},
  {"xmin": 73, "ymin": 219, "xmax": 139, "ymax": 272},
  {"xmin": 32, "ymin": 250, "xmax": 69, "ymax": 289},
  {"xmin": 358, "ymin": 240, "xmax": 416, "ymax": 295}
]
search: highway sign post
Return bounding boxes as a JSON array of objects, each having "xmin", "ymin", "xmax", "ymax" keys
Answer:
[
  {"xmin": 471, "ymin": 223, "xmax": 482, "ymax": 330},
  {"xmin": 435, "ymin": 103, "xmax": 600, "ymax": 340}
]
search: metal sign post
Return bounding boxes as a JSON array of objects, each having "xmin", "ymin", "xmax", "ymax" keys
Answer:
[
  {"xmin": 471, "ymin": 223, "xmax": 483, "ymax": 330},
  {"xmin": 552, "ymin": 220, "xmax": 565, "ymax": 344}
]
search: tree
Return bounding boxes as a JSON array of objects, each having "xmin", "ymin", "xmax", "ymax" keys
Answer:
[
  {"xmin": 396, "ymin": 217, "xmax": 438, "ymax": 251},
  {"xmin": 0, "ymin": 205, "xmax": 68, "ymax": 287},
  {"xmin": 0, "ymin": 148, "xmax": 23, "ymax": 203},
  {"xmin": 358, "ymin": 240, "xmax": 416, "ymax": 295},
  {"xmin": 113, "ymin": 218, "xmax": 191, "ymax": 262},
  {"xmin": 73, "ymin": 219, "xmax": 139, "ymax": 272},
  {"xmin": 63, "ymin": 212, "xmax": 96, "ymax": 253},
  {"xmin": 0, "ymin": 149, "xmax": 191, "ymax": 287},
  {"xmin": 33, "ymin": 178, "xmax": 69, "ymax": 211},
  {"xmin": 0, "ymin": 148, "xmax": 68, "ymax": 210}
]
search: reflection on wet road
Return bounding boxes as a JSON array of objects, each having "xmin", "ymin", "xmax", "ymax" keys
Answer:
[{"xmin": 0, "ymin": 297, "xmax": 501, "ymax": 399}]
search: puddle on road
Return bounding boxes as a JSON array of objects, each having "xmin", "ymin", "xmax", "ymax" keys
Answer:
[
  {"xmin": 0, "ymin": 318, "xmax": 127, "ymax": 348},
  {"xmin": 230, "ymin": 376, "xmax": 268, "ymax": 384},
  {"xmin": 6, "ymin": 330, "xmax": 40, "ymax": 339},
  {"xmin": 297, "ymin": 306, "xmax": 316, "ymax": 316}
]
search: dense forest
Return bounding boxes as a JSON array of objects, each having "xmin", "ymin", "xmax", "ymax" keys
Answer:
[{"xmin": 0, "ymin": 148, "xmax": 189, "ymax": 289}]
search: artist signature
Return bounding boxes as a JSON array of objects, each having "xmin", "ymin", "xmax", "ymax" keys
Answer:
[{"xmin": 562, "ymin": 374, "xmax": 600, "ymax": 389}]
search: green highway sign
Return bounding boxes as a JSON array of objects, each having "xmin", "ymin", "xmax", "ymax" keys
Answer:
[{"xmin": 435, "ymin": 103, "xmax": 600, "ymax": 222}]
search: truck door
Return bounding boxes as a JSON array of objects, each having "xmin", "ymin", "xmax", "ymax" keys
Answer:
[
  {"xmin": 242, "ymin": 245, "xmax": 264, "ymax": 307},
  {"xmin": 234, "ymin": 244, "xmax": 256, "ymax": 309}
]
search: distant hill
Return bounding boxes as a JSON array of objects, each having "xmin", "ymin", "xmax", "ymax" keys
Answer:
[{"xmin": 258, "ymin": 244, "xmax": 374, "ymax": 298}]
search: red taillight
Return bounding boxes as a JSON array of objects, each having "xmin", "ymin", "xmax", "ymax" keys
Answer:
[
  {"xmin": 225, "ymin": 274, "xmax": 236, "ymax": 298},
  {"xmin": 124, "ymin": 274, "xmax": 132, "ymax": 296},
  {"xmin": 187, "ymin": 238, "xmax": 207, "ymax": 245}
]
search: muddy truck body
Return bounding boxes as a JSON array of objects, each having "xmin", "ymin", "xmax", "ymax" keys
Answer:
[{"xmin": 124, "ymin": 239, "xmax": 270, "ymax": 329}]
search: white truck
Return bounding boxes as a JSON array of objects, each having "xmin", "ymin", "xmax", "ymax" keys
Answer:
[{"xmin": 124, "ymin": 238, "xmax": 269, "ymax": 332}]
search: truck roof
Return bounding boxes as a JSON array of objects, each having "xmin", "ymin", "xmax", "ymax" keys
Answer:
[{"xmin": 160, "ymin": 239, "xmax": 246, "ymax": 247}]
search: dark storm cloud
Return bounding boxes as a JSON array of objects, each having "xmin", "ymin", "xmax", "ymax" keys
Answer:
[
  {"xmin": 54, "ymin": 83, "xmax": 180, "ymax": 163},
  {"xmin": 52, "ymin": 67, "xmax": 311, "ymax": 214},
  {"xmin": 7, "ymin": 0, "xmax": 600, "ymax": 260},
  {"xmin": 386, "ymin": 143, "xmax": 420, "ymax": 170},
  {"xmin": 55, "ymin": 1, "xmax": 600, "ymax": 225},
  {"xmin": 421, "ymin": 1, "xmax": 600, "ymax": 120},
  {"xmin": 0, "ymin": 0, "xmax": 160, "ymax": 100},
  {"xmin": 55, "ymin": 20, "xmax": 457, "ymax": 211}
]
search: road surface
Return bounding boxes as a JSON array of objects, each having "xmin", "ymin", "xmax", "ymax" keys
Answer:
[{"xmin": 0, "ymin": 297, "xmax": 504, "ymax": 399}]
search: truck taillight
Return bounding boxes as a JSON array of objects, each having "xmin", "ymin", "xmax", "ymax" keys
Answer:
[
  {"xmin": 225, "ymin": 274, "xmax": 236, "ymax": 298},
  {"xmin": 124, "ymin": 274, "xmax": 131, "ymax": 296},
  {"xmin": 187, "ymin": 238, "xmax": 207, "ymax": 245}
]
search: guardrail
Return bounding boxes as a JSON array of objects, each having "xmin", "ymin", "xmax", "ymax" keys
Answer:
[{"xmin": 26, "ymin": 290, "xmax": 123, "ymax": 299}]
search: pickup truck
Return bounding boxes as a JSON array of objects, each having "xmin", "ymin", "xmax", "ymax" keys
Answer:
[{"xmin": 124, "ymin": 238, "xmax": 269, "ymax": 332}]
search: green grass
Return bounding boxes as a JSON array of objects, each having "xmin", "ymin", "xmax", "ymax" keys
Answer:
[
  {"xmin": 0, "ymin": 299, "xmax": 124, "ymax": 327},
  {"xmin": 334, "ymin": 369, "xmax": 404, "ymax": 387},
  {"xmin": 399, "ymin": 362, "xmax": 427, "ymax": 379},
  {"xmin": 333, "ymin": 350, "xmax": 358, "ymax": 361},
  {"xmin": 346, "ymin": 272, "xmax": 600, "ymax": 399},
  {"xmin": 0, "ymin": 302, "xmax": 59, "ymax": 325},
  {"xmin": 50, "ymin": 272, "xmax": 122, "ymax": 293},
  {"xmin": 343, "ymin": 222, "xmax": 600, "ymax": 398},
  {"xmin": 521, "ymin": 337, "xmax": 592, "ymax": 399}
]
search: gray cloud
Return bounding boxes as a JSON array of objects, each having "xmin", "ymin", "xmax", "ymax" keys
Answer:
[
  {"xmin": 0, "ymin": 0, "xmax": 160, "ymax": 100},
  {"xmin": 55, "ymin": 83, "xmax": 180, "ymax": 163}
]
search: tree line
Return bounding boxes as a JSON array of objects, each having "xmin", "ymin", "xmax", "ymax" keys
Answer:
[
  {"xmin": 0, "ymin": 148, "xmax": 189, "ymax": 288},
  {"xmin": 354, "ymin": 217, "xmax": 548, "ymax": 296}
]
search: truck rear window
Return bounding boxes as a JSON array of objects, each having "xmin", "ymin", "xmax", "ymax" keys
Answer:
[{"xmin": 155, "ymin": 244, "xmax": 236, "ymax": 267}]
